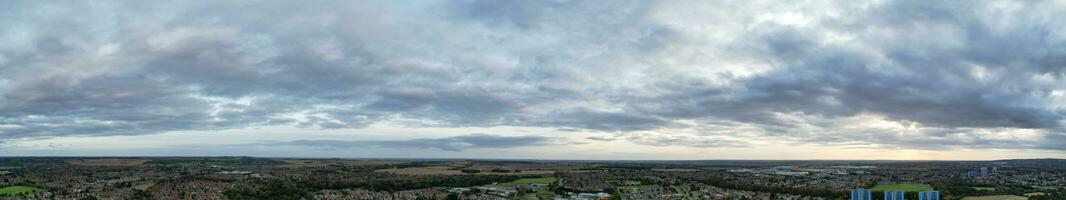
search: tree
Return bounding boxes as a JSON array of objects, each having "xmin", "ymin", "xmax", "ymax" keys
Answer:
[{"xmin": 445, "ymin": 193, "xmax": 460, "ymax": 200}]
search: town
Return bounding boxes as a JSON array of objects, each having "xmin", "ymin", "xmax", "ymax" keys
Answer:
[{"xmin": 0, "ymin": 158, "xmax": 1064, "ymax": 200}]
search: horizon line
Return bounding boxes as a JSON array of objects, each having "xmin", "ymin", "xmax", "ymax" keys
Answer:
[{"xmin": 2, "ymin": 155, "xmax": 1061, "ymax": 162}]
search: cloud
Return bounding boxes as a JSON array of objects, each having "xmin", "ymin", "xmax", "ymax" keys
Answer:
[
  {"xmin": 585, "ymin": 136, "xmax": 617, "ymax": 142},
  {"xmin": 260, "ymin": 134, "xmax": 561, "ymax": 151},
  {"xmin": 0, "ymin": 0, "xmax": 669, "ymax": 140},
  {"xmin": 0, "ymin": 0, "xmax": 1065, "ymax": 153},
  {"xmin": 586, "ymin": 132, "xmax": 749, "ymax": 148},
  {"xmin": 624, "ymin": 132, "xmax": 750, "ymax": 148}
]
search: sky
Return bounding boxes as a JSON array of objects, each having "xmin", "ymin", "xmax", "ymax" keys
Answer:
[{"xmin": 1, "ymin": 0, "xmax": 1066, "ymax": 160}]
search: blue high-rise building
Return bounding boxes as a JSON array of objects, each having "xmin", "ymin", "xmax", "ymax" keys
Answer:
[
  {"xmin": 851, "ymin": 189, "xmax": 872, "ymax": 200},
  {"xmin": 967, "ymin": 171, "xmax": 977, "ymax": 177},
  {"xmin": 981, "ymin": 167, "xmax": 989, "ymax": 177},
  {"xmin": 919, "ymin": 190, "xmax": 941, "ymax": 200},
  {"xmin": 885, "ymin": 191, "xmax": 905, "ymax": 200}
]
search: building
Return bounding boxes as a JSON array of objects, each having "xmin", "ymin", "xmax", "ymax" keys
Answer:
[
  {"xmin": 919, "ymin": 190, "xmax": 940, "ymax": 200},
  {"xmin": 885, "ymin": 191, "xmax": 905, "ymax": 200},
  {"xmin": 967, "ymin": 171, "xmax": 977, "ymax": 177},
  {"xmin": 981, "ymin": 167, "xmax": 989, "ymax": 177},
  {"xmin": 851, "ymin": 189, "xmax": 872, "ymax": 200}
]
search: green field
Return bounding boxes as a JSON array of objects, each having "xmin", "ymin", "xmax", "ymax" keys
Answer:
[
  {"xmin": 501, "ymin": 177, "xmax": 557, "ymax": 200},
  {"xmin": 0, "ymin": 186, "xmax": 47, "ymax": 196},
  {"xmin": 509, "ymin": 177, "xmax": 556, "ymax": 184},
  {"xmin": 872, "ymin": 183, "xmax": 933, "ymax": 192}
]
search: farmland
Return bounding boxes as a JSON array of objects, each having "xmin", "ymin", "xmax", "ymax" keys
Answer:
[
  {"xmin": 0, "ymin": 157, "xmax": 1063, "ymax": 199},
  {"xmin": 65, "ymin": 159, "xmax": 147, "ymax": 166},
  {"xmin": 509, "ymin": 177, "xmax": 556, "ymax": 185}
]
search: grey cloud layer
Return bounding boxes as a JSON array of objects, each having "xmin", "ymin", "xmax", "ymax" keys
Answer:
[
  {"xmin": 1, "ymin": 0, "xmax": 1064, "ymax": 151},
  {"xmin": 262, "ymin": 134, "xmax": 560, "ymax": 151}
]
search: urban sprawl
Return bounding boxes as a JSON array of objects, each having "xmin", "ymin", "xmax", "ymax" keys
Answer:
[{"xmin": 0, "ymin": 158, "xmax": 1064, "ymax": 200}]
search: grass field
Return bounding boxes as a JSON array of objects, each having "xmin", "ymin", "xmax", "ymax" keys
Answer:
[
  {"xmin": 498, "ymin": 177, "xmax": 557, "ymax": 200},
  {"xmin": 872, "ymin": 183, "xmax": 933, "ymax": 192},
  {"xmin": 510, "ymin": 177, "xmax": 556, "ymax": 184},
  {"xmin": 0, "ymin": 186, "xmax": 47, "ymax": 196}
]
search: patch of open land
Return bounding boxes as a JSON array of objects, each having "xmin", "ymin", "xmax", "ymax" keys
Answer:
[
  {"xmin": 1024, "ymin": 192, "xmax": 1046, "ymax": 197},
  {"xmin": 376, "ymin": 166, "xmax": 463, "ymax": 175},
  {"xmin": 651, "ymin": 168, "xmax": 702, "ymax": 172},
  {"xmin": 133, "ymin": 182, "xmax": 156, "ymax": 191},
  {"xmin": 277, "ymin": 159, "xmax": 406, "ymax": 167},
  {"xmin": 65, "ymin": 159, "xmax": 147, "ymax": 166},
  {"xmin": 376, "ymin": 166, "xmax": 554, "ymax": 175},
  {"xmin": 0, "ymin": 186, "xmax": 47, "ymax": 196},
  {"xmin": 961, "ymin": 195, "xmax": 1028, "ymax": 200},
  {"xmin": 871, "ymin": 183, "xmax": 933, "ymax": 192},
  {"xmin": 505, "ymin": 177, "xmax": 556, "ymax": 185}
]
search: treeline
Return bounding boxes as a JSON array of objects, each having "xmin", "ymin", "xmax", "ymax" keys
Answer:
[
  {"xmin": 301, "ymin": 174, "xmax": 521, "ymax": 191},
  {"xmin": 699, "ymin": 176, "xmax": 847, "ymax": 199},
  {"xmin": 130, "ymin": 189, "xmax": 153, "ymax": 200},
  {"xmin": 931, "ymin": 182, "xmax": 1035, "ymax": 198},
  {"xmin": 0, "ymin": 192, "xmax": 34, "ymax": 197},
  {"xmin": 224, "ymin": 181, "xmax": 310, "ymax": 200},
  {"xmin": 223, "ymin": 174, "xmax": 523, "ymax": 199},
  {"xmin": 145, "ymin": 157, "xmax": 285, "ymax": 166},
  {"xmin": 602, "ymin": 165, "xmax": 655, "ymax": 170}
]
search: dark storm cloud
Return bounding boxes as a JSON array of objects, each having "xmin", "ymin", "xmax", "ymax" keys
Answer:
[
  {"xmin": 0, "ymin": 0, "xmax": 1064, "ymax": 152},
  {"xmin": 262, "ymin": 134, "xmax": 560, "ymax": 151}
]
